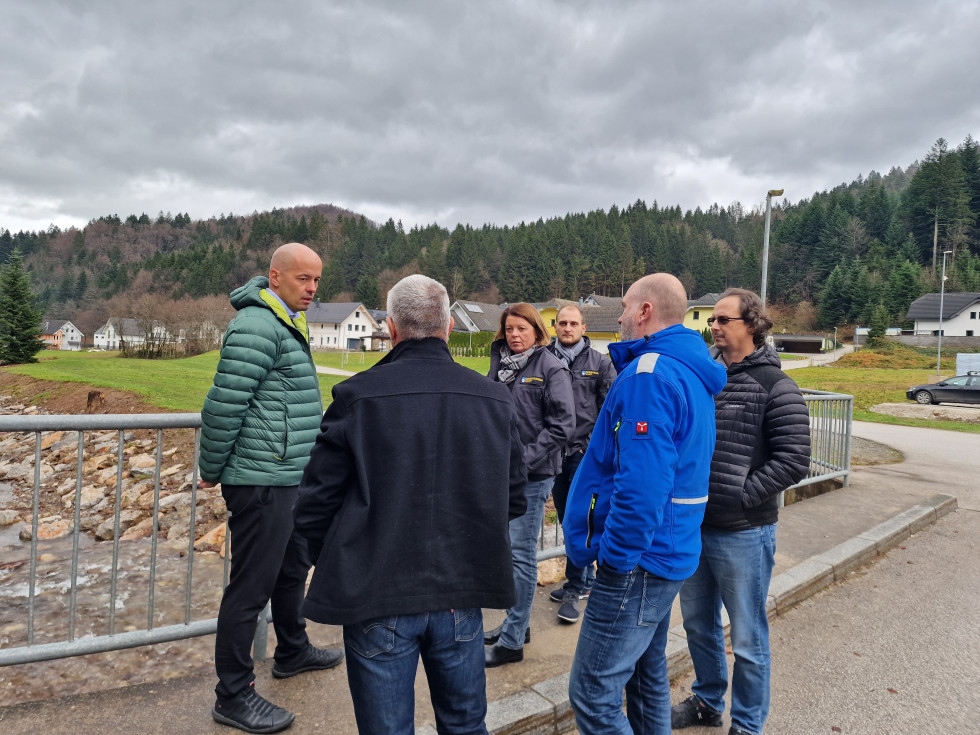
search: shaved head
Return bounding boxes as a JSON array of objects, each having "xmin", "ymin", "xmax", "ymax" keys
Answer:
[
  {"xmin": 268, "ymin": 242, "xmax": 322, "ymax": 312},
  {"xmin": 270, "ymin": 242, "xmax": 321, "ymax": 273},
  {"xmin": 619, "ymin": 273, "xmax": 688, "ymax": 340}
]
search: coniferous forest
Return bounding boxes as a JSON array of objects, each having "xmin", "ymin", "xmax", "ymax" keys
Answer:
[{"xmin": 4, "ymin": 135, "xmax": 980, "ymax": 342}]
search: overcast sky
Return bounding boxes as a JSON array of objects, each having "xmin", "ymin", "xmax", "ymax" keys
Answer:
[{"xmin": 2, "ymin": 0, "xmax": 979, "ymax": 235}]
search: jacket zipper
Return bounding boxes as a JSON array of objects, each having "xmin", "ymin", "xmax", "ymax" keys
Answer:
[{"xmin": 586, "ymin": 493, "xmax": 598, "ymax": 549}]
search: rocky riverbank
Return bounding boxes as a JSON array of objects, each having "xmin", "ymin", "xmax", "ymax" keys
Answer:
[{"xmin": 0, "ymin": 395, "xmax": 227, "ymax": 554}]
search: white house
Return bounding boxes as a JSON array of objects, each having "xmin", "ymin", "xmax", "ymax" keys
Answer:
[
  {"xmin": 906, "ymin": 292, "xmax": 980, "ymax": 337},
  {"xmin": 305, "ymin": 302, "xmax": 379, "ymax": 350},
  {"xmin": 93, "ymin": 318, "xmax": 171, "ymax": 350},
  {"xmin": 40, "ymin": 320, "xmax": 85, "ymax": 351}
]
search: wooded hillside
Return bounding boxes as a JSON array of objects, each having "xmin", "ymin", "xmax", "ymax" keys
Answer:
[{"xmin": 5, "ymin": 135, "xmax": 979, "ymax": 341}]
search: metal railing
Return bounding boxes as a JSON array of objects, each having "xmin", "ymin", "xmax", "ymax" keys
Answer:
[
  {"xmin": 2, "ymin": 390, "xmax": 852, "ymax": 665},
  {"xmin": 536, "ymin": 389, "xmax": 854, "ymax": 559},
  {"xmin": 797, "ymin": 389, "xmax": 853, "ymax": 489},
  {"xmin": 0, "ymin": 413, "xmax": 242, "ymax": 667}
]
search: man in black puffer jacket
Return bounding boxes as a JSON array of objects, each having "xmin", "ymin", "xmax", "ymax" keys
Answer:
[{"xmin": 672, "ymin": 288, "xmax": 810, "ymax": 735}]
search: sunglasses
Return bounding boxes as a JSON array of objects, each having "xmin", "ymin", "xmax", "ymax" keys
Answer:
[{"xmin": 707, "ymin": 316, "xmax": 745, "ymax": 326}]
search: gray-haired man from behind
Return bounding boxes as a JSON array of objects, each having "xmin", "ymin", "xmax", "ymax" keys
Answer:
[{"xmin": 293, "ymin": 274, "xmax": 527, "ymax": 734}]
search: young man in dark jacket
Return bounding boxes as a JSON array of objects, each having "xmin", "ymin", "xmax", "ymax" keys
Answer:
[
  {"xmin": 564, "ymin": 274, "xmax": 727, "ymax": 735},
  {"xmin": 672, "ymin": 288, "xmax": 810, "ymax": 735},
  {"xmin": 293, "ymin": 274, "xmax": 527, "ymax": 734},
  {"xmin": 200, "ymin": 243, "xmax": 343, "ymax": 734},
  {"xmin": 546, "ymin": 305, "xmax": 616, "ymax": 623}
]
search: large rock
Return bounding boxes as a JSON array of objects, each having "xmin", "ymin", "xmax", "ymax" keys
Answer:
[
  {"xmin": 119, "ymin": 517, "xmax": 155, "ymax": 541},
  {"xmin": 194, "ymin": 523, "xmax": 228, "ymax": 555},
  {"xmin": 0, "ymin": 510, "xmax": 20, "ymax": 525},
  {"xmin": 20, "ymin": 519, "xmax": 73, "ymax": 541},
  {"xmin": 128, "ymin": 453, "xmax": 157, "ymax": 471},
  {"xmin": 40, "ymin": 431, "xmax": 65, "ymax": 450},
  {"xmin": 158, "ymin": 491, "xmax": 192, "ymax": 510}
]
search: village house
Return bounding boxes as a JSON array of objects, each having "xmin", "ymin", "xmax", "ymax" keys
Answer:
[
  {"xmin": 906, "ymin": 292, "xmax": 980, "ymax": 337},
  {"xmin": 93, "ymin": 318, "xmax": 172, "ymax": 350},
  {"xmin": 304, "ymin": 301, "xmax": 380, "ymax": 351},
  {"xmin": 40, "ymin": 320, "xmax": 85, "ymax": 351}
]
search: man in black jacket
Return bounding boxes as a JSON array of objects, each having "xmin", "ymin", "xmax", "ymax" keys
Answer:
[
  {"xmin": 293, "ymin": 274, "xmax": 527, "ymax": 734},
  {"xmin": 671, "ymin": 288, "xmax": 810, "ymax": 735},
  {"xmin": 546, "ymin": 305, "xmax": 616, "ymax": 624}
]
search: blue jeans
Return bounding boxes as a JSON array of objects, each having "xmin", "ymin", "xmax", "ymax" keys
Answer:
[
  {"xmin": 679, "ymin": 524, "xmax": 777, "ymax": 735},
  {"xmin": 497, "ymin": 477, "xmax": 553, "ymax": 650},
  {"xmin": 343, "ymin": 608, "xmax": 488, "ymax": 735},
  {"xmin": 552, "ymin": 452, "xmax": 595, "ymax": 596},
  {"xmin": 568, "ymin": 565, "xmax": 684, "ymax": 735}
]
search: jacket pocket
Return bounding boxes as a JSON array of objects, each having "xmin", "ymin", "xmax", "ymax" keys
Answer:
[
  {"xmin": 275, "ymin": 397, "xmax": 289, "ymax": 461},
  {"xmin": 585, "ymin": 493, "xmax": 598, "ymax": 549}
]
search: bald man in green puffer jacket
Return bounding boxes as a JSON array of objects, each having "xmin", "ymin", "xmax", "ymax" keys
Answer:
[{"xmin": 200, "ymin": 243, "xmax": 343, "ymax": 735}]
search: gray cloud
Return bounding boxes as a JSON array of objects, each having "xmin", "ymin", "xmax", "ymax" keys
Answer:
[{"xmin": 2, "ymin": 0, "xmax": 979, "ymax": 233}]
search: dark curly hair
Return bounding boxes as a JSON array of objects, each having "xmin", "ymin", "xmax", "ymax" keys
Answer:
[{"xmin": 719, "ymin": 288, "xmax": 773, "ymax": 347}]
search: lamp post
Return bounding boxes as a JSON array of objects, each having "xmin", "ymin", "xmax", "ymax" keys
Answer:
[
  {"xmin": 760, "ymin": 188, "xmax": 784, "ymax": 305},
  {"xmin": 834, "ymin": 326, "xmax": 838, "ymax": 353},
  {"xmin": 936, "ymin": 249, "xmax": 953, "ymax": 376}
]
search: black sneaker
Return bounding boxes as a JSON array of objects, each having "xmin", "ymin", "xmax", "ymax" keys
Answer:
[
  {"xmin": 729, "ymin": 727, "xmax": 755, "ymax": 735},
  {"xmin": 549, "ymin": 587, "xmax": 590, "ymax": 602},
  {"xmin": 271, "ymin": 644, "xmax": 344, "ymax": 679},
  {"xmin": 671, "ymin": 694, "xmax": 723, "ymax": 729},
  {"xmin": 212, "ymin": 682, "xmax": 295, "ymax": 733},
  {"xmin": 557, "ymin": 591, "xmax": 580, "ymax": 623}
]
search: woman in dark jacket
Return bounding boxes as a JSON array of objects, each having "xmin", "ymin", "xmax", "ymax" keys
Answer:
[{"xmin": 484, "ymin": 303, "xmax": 575, "ymax": 667}]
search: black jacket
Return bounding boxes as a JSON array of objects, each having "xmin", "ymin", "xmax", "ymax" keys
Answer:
[
  {"xmin": 488, "ymin": 340, "xmax": 575, "ymax": 477},
  {"xmin": 293, "ymin": 338, "xmax": 527, "ymax": 625},
  {"xmin": 546, "ymin": 336, "xmax": 617, "ymax": 454},
  {"xmin": 705, "ymin": 345, "xmax": 811, "ymax": 530}
]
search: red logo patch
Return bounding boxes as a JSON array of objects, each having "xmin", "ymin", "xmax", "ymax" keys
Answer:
[{"xmin": 636, "ymin": 421, "xmax": 648, "ymax": 436}]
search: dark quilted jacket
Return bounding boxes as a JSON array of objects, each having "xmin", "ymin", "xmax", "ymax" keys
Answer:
[
  {"xmin": 199, "ymin": 276, "xmax": 322, "ymax": 486},
  {"xmin": 705, "ymin": 345, "xmax": 811, "ymax": 530}
]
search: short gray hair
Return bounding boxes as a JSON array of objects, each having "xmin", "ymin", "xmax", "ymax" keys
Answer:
[{"xmin": 386, "ymin": 274, "xmax": 451, "ymax": 340}]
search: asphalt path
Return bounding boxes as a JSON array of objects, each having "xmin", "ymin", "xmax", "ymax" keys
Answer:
[{"xmin": 670, "ymin": 421, "xmax": 980, "ymax": 734}]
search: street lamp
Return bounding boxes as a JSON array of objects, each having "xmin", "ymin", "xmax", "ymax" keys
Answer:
[
  {"xmin": 936, "ymin": 249, "xmax": 953, "ymax": 376},
  {"xmin": 760, "ymin": 188, "xmax": 784, "ymax": 305},
  {"xmin": 833, "ymin": 326, "xmax": 838, "ymax": 353}
]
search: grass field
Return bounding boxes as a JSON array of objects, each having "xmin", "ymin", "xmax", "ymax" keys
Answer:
[
  {"xmin": 5, "ymin": 347, "xmax": 977, "ymax": 433},
  {"xmin": 3, "ymin": 349, "xmax": 492, "ymax": 413}
]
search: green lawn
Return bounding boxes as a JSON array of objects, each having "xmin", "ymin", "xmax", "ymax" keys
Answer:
[
  {"xmin": 8, "ymin": 350, "xmax": 977, "ymax": 434},
  {"xmin": 5, "ymin": 349, "xmax": 490, "ymax": 413},
  {"xmin": 791, "ymin": 365, "xmax": 980, "ymax": 434}
]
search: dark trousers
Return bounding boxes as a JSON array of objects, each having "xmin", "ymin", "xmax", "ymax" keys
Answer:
[
  {"xmin": 552, "ymin": 451, "xmax": 595, "ymax": 596},
  {"xmin": 214, "ymin": 484, "xmax": 310, "ymax": 699}
]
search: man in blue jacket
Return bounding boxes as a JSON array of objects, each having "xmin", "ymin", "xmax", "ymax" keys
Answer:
[{"xmin": 564, "ymin": 273, "xmax": 727, "ymax": 735}]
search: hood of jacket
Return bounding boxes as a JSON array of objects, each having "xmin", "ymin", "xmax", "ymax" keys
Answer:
[
  {"xmin": 230, "ymin": 275, "xmax": 308, "ymax": 337},
  {"xmin": 610, "ymin": 324, "xmax": 727, "ymax": 396}
]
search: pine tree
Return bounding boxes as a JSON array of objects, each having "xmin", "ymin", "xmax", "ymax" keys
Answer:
[{"xmin": 0, "ymin": 250, "xmax": 45, "ymax": 364}]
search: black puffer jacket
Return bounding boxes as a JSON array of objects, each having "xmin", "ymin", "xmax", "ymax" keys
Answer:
[{"xmin": 705, "ymin": 345, "xmax": 811, "ymax": 531}]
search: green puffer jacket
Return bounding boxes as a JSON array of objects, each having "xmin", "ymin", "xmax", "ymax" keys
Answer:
[{"xmin": 199, "ymin": 276, "xmax": 322, "ymax": 486}]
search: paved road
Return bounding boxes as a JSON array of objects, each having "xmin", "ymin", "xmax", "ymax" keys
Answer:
[
  {"xmin": 670, "ymin": 421, "xmax": 980, "ymax": 734},
  {"xmin": 781, "ymin": 345, "xmax": 854, "ymax": 370}
]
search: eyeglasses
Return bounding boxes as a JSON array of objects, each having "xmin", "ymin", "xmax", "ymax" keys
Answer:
[{"xmin": 707, "ymin": 316, "xmax": 746, "ymax": 326}]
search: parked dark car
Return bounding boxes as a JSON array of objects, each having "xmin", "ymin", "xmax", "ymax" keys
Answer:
[{"xmin": 906, "ymin": 372, "xmax": 980, "ymax": 405}]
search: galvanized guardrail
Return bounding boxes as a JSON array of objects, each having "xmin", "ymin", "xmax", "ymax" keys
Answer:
[
  {"xmin": 0, "ymin": 413, "xmax": 235, "ymax": 667},
  {"xmin": 537, "ymin": 389, "xmax": 855, "ymax": 559},
  {"xmin": 1, "ymin": 390, "xmax": 852, "ymax": 665}
]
